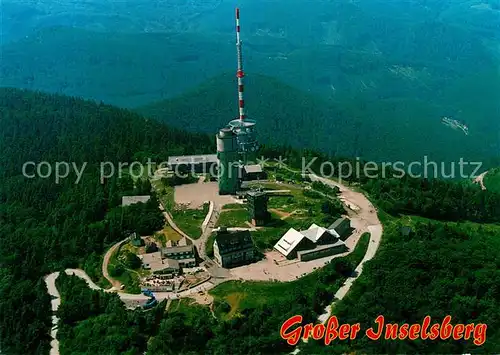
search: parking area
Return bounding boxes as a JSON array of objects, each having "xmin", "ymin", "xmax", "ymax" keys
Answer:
[
  {"xmin": 229, "ymin": 245, "xmax": 356, "ymax": 282},
  {"xmin": 175, "ymin": 182, "xmax": 237, "ymax": 209}
]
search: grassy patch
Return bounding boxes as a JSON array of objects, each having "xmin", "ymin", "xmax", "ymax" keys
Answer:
[
  {"xmin": 224, "ymin": 293, "xmax": 244, "ymax": 320},
  {"xmin": 206, "ymin": 232, "xmax": 217, "ymax": 258},
  {"xmin": 154, "ymin": 225, "xmax": 182, "ymax": 246},
  {"xmin": 120, "ymin": 241, "xmax": 142, "ymax": 255},
  {"xmin": 107, "ymin": 244, "xmax": 142, "ymax": 294},
  {"xmin": 210, "ymin": 232, "xmax": 370, "ymax": 318},
  {"xmin": 216, "ymin": 209, "xmax": 250, "ymax": 228},
  {"xmin": 226, "ymin": 182, "xmax": 345, "ymax": 250},
  {"xmin": 212, "ymin": 181, "xmax": 344, "ymax": 251},
  {"xmin": 265, "ymin": 166, "xmax": 310, "ymax": 184},
  {"xmin": 169, "ymin": 298, "xmax": 209, "ymax": 322},
  {"xmin": 171, "ymin": 203, "xmax": 209, "ymax": 239},
  {"xmin": 222, "ymin": 203, "xmax": 246, "ymax": 210},
  {"xmin": 151, "ymin": 180, "xmax": 174, "ymax": 210}
]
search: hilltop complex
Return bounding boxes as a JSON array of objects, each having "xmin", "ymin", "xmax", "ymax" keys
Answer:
[{"xmin": 112, "ymin": 9, "xmax": 358, "ymax": 301}]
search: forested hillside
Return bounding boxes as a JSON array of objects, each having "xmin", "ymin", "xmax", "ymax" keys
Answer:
[
  {"xmin": 138, "ymin": 70, "xmax": 500, "ymax": 168},
  {"xmin": 302, "ymin": 217, "xmax": 500, "ymax": 354},
  {"xmin": 138, "ymin": 73, "xmax": 347, "ymax": 155},
  {"xmin": 3, "ymin": 0, "xmax": 498, "ymax": 105},
  {"xmin": 0, "ymin": 88, "xmax": 212, "ymax": 354},
  {"xmin": 0, "ymin": 88, "xmax": 214, "ymax": 177},
  {"xmin": 362, "ymin": 175, "xmax": 500, "ymax": 223},
  {"xmin": 0, "ymin": 27, "xmax": 237, "ymax": 107},
  {"xmin": 55, "ymin": 273, "xmax": 168, "ymax": 355},
  {"xmin": 1, "ymin": 88, "xmax": 500, "ymax": 354},
  {"xmin": 2, "ymin": 0, "xmax": 499, "ymax": 167}
]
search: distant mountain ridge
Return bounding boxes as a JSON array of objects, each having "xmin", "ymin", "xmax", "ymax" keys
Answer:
[
  {"xmin": 137, "ymin": 72, "xmax": 348, "ymax": 155},
  {"xmin": 2, "ymin": 0, "xmax": 498, "ymax": 109},
  {"xmin": 1, "ymin": 0, "xmax": 499, "ymax": 166},
  {"xmin": 137, "ymin": 71, "xmax": 500, "ymax": 168}
]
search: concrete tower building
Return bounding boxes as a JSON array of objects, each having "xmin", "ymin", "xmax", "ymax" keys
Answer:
[
  {"xmin": 228, "ymin": 119, "xmax": 258, "ymax": 164},
  {"xmin": 217, "ymin": 127, "xmax": 240, "ymax": 195}
]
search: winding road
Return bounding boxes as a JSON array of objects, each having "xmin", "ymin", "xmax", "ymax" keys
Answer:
[
  {"xmin": 309, "ymin": 174, "xmax": 382, "ymax": 318},
  {"xmin": 293, "ymin": 175, "xmax": 383, "ymax": 352}
]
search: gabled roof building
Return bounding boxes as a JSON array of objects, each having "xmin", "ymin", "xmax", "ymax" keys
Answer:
[
  {"xmin": 328, "ymin": 217, "xmax": 352, "ymax": 241},
  {"xmin": 213, "ymin": 228, "xmax": 255, "ymax": 268},
  {"xmin": 274, "ymin": 228, "xmax": 313, "ymax": 259},
  {"xmin": 274, "ymin": 222, "xmax": 350, "ymax": 261}
]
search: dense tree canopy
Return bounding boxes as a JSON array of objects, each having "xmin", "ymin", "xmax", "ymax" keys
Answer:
[
  {"xmin": 1, "ymin": 88, "xmax": 499, "ymax": 354},
  {"xmin": 0, "ymin": 88, "xmax": 212, "ymax": 354},
  {"xmin": 302, "ymin": 219, "xmax": 500, "ymax": 353}
]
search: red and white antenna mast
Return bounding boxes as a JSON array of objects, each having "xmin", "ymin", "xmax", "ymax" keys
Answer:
[{"xmin": 235, "ymin": 8, "xmax": 245, "ymax": 121}]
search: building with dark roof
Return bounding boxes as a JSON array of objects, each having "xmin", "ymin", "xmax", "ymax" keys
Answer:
[
  {"xmin": 242, "ymin": 164, "xmax": 267, "ymax": 181},
  {"xmin": 213, "ymin": 228, "xmax": 255, "ymax": 268},
  {"xmin": 328, "ymin": 217, "xmax": 353, "ymax": 241}
]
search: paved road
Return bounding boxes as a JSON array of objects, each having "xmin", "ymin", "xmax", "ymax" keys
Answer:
[
  {"xmin": 66, "ymin": 268, "xmax": 111, "ymax": 291},
  {"xmin": 44, "ymin": 273, "xmax": 61, "ymax": 355}
]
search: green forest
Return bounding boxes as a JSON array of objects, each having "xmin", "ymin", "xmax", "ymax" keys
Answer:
[
  {"xmin": 0, "ymin": 88, "xmax": 212, "ymax": 354},
  {"xmin": 301, "ymin": 216, "xmax": 500, "ymax": 354},
  {"xmin": 137, "ymin": 69, "xmax": 500, "ymax": 168},
  {"xmin": 1, "ymin": 88, "xmax": 499, "ymax": 354},
  {"xmin": 2, "ymin": 0, "xmax": 500, "ymax": 353}
]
